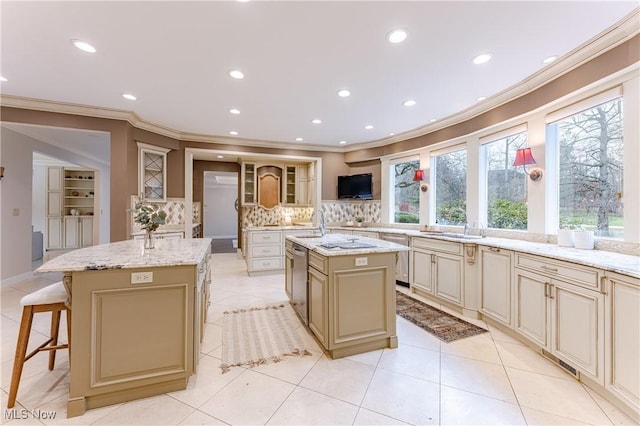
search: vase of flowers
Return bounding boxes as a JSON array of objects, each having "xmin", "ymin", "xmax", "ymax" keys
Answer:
[{"xmin": 132, "ymin": 202, "xmax": 167, "ymax": 249}]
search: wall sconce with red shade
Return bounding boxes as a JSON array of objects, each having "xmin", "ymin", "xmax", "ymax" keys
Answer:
[
  {"xmin": 513, "ymin": 148, "xmax": 543, "ymax": 181},
  {"xmin": 413, "ymin": 169, "xmax": 428, "ymax": 192}
]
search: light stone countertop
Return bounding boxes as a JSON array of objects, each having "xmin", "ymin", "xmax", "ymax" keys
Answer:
[
  {"xmin": 330, "ymin": 226, "xmax": 639, "ymax": 278},
  {"xmin": 36, "ymin": 238, "xmax": 212, "ymax": 273},
  {"xmin": 287, "ymin": 233, "xmax": 410, "ymax": 257},
  {"xmin": 244, "ymin": 225, "xmax": 318, "ymax": 231}
]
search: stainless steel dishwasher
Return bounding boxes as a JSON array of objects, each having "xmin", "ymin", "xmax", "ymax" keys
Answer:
[
  {"xmin": 291, "ymin": 243, "xmax": 309, "ymax": 324},
  {"xmin": 379, "ymin": 233, "xmax": 409, "ymax": 286}
]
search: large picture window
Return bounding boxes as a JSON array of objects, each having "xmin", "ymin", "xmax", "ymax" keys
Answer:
[
  {"xmin": 483, "ymin": 133, "xmax": 528, "ymax": 230},
  {"xmin": 433, "ymin": 148, "xmax": 467, "ymax": 225},
  {"xmin": 391, "ymin": 159, "xmax": 420, "ymax": 223},
  {"xmin": 548, "ymin": 96, "xmax": 624, "ymax": 238}
]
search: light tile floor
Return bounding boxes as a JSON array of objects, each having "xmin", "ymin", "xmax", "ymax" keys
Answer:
[{"xmin": 1, "ymin": 252, "xmax": 635, "ymax": 425}]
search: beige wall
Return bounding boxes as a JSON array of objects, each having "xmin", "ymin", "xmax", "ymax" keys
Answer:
[{"xmin": 1, "ymin": 34, "xmax": 637, "ymax": 246}]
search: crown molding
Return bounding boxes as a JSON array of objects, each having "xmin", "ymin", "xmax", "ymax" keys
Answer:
[{"xmin": 2, "ymin": 8, "xmax": 637, "ymax": 156}]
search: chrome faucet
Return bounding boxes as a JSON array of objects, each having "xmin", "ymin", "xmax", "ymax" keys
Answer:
[
  {"xmin": 444, "ymin": 206, "xmax": 468, "ymax": 234},
  {"xmin": 312, "ymin": 209, "xmax": 326, "ymax": 236}
]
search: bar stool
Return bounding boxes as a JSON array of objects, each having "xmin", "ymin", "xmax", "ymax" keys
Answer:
[{"xmin": 7, "ymin": 281, "xmax": 71, "ymax": 409}]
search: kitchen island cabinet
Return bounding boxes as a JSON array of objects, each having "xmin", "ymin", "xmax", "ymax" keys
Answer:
[
  {"xmin": 35, "ymin": 238, "xmax": 211, "ymax": 418},
  {"xmin": 286, "ymin": 234, "xmax": 408, "ymax": 359}
]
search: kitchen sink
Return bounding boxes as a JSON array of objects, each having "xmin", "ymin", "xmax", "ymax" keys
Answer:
[
  {"xmin": 320, "ymin": 242, "xmax": 377, "ymax": 249},
  {"xmin": 440, "ymin": 233, "xmax": 484, "ymax": 240},
  {"xmin": 295, "ymin": 234, "xmax": 323, "ymax": 239}
]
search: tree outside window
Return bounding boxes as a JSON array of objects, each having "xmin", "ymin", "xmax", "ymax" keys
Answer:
[
  {"xmin": 434, "ymin": 149, "xmax": 467, "ymax": 225},
  {"xmin": 484, "ymin": 133, "xmax": 528, "ymax": 230},
  {"xmin": 549, "ymin": 97, "xmax": 624, "ymax": 238},
  {"xmin": 392, "ymin": 159, "xmax": 420, "ymax": 223}
]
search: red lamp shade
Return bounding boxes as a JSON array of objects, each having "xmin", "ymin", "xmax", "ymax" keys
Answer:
[
  {"xmin": 513, "ymin": 148, "xmax": 537, "ymax": 167},
  {"xmin": 413, "ymin": 169, "xmax": 426, "ymax": 181}
]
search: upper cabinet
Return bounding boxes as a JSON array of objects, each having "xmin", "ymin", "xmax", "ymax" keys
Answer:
[
  {"xmin": 241, "ymin": 162, "xmax": 257, "ymax": 205},
  {"xmin": 138, "ymin": 142, "xmax": 170, "ymax": 203}
]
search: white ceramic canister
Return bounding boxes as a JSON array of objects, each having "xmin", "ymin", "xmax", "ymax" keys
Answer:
[
  {"xmin": 557, "ymin": 229, "xmax": 575, "ymax": 247},
  {"xmin": 574, "ymin": 230, "xmax": 595, "ymax": 250}
]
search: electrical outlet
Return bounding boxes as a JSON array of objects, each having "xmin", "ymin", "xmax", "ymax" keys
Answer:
[
  {"xmin": 131, "ymin": 271, "xmax": 153, "ymax": 284},
  {"xmin": 12, "ymin": 208, "xmax": 19, "ymax": 216},
  {"xmin": 355, "ymin": 257, "xmax": 368, "ymax": 267}
]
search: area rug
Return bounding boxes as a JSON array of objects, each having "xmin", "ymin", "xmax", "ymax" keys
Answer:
[
  {"xmin": 396, "ymin": 291, "xmax": 488, "ymax": 343},
  {"xmin": 220, "ymin": 304, "xmax": 312, "ymax": 373}
]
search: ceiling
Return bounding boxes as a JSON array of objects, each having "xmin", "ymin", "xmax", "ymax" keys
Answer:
[{"xmin": 1, "ymin": 1, "xmax": 638, "ymax": 152}]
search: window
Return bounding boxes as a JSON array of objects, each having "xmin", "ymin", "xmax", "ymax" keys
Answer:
[
  {"xmin": 433, "ymin": 148, "xmax": 467, "ymax": 225},
  {"xmin": 483, "ymin": 133, "xmax": 528, "ymax": 230},
  {"xmin": 391, "ymin": 159, "xmax": 420, "ymax": 223},
  {"xmin": 548, "ymin": 97, "xmax": 624, "ymax": 238}
]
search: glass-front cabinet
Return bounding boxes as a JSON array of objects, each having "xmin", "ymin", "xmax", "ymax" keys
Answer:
[
  {"xmin": 138, "ymin": 142, "xmax": 170, "ymax": 202},
  {"xmin": 242, "ymin": 162, "xmax": 257, "ymax": 205}
]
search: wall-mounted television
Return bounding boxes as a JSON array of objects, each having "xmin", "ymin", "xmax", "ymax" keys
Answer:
[{"xmin": 337, "ymin": 173, "xmax": 373, "ymax": 200}]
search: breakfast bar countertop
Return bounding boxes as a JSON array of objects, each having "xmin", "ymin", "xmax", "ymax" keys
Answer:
[{"xmin": 35, "ymin": 238, "xmax": 212, "ymax": 273}]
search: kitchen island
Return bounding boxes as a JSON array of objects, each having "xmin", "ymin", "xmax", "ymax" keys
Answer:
[
  {"xmin": 285, "ymin": 233, "xmax": 409, "ymax": 359},
  {"xmin": 35, "ymin": 238, "xmax": 211, "ymax": 418}
]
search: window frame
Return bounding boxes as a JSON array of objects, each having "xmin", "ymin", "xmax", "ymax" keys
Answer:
[{"xmin": 388, "ymin": 155, "xmax": 421, "ymax": 225}]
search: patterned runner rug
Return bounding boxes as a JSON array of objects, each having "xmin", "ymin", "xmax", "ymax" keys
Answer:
[
  {"xmin": 396, "ymin": 291, "xmax": 488, "ymax": 343},
  {"xmin": 220, "ymin": 304, "xmax": 311, "ymax": 373}
]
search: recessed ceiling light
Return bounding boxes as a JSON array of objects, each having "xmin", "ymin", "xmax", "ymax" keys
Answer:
[
  {"xmin": 237, "ymin": 0, "xmax": 249, "ymax": 2},
  {"xmin": 229, "ymin": 108, "xmax": 240, "ymax": 114},
  {"xmin": 430, "ymin": 118, "xmax": 437, "ymax": 122},
  {"xmin": 311, "ymin": 119, "xmax": 322, "ymax": 124},
  {"xmin": 229, "ymin": 70, "xmax": 244, "ymax": 79},
  {"xmin": 339, "ymin": 140, "xmax": 347, "ymax": 145},
  {"xmin": 543, "ymin": 55, "xmax": 558, "ymax": 64},
  {"xmin": 72, "ymin": 39, "xmax": 96, "ymax": 53},
  {"xmin": 337, "ymin": 89, "xmax": 351, "ymax": 97},
  {"xmin": 0, "ymin": 76, "xmax": 7, "ymax": 82},
  {"xmin": 217, "ymin": 155, "xmax": 224, "ymax": 159},
  {"xmin": 122, "ymin": 93, "xmax": 136, "ymax": 101},
  {"xmin": 295, "ymin": 137, "xmax": 304, "ymax": 142},
  {"xmin": 365, "ymin": 125, "xmax": 374, "ymax": 130},
  {"xmin": 229, "ymin": 131, "xmax": 238, "ymax": 136},
  {"xmin": 472, "ymin": 53, "xmax": 493, "ymax": 65},
  {"xmin": 403, "ymin": 99, "xmax": 416, "ymax": 107},
  {"xmin": 476, "ymin": 96, "xmax": 487, "ymax": 101},
  {"xmin": 389, "ymin": 133, "xmax": 395, "ymax": 136},
  {"xmin": 387, "ymin": 28, "xmax": 408, "ymax": 44}
]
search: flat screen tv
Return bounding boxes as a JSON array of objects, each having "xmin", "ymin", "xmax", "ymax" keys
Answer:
[{"xmin": 338, "ymin": 173, "xmax": 373, "ymax": 200}]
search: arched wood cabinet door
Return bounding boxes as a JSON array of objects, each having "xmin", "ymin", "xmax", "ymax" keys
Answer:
[{"xmin": 258, "ymin": 173, "xmax": 280, "ymax": 210}]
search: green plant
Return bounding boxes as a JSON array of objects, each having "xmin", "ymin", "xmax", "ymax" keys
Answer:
[
  {"xmin": 394, "ymin": 212, "xmax": 419, "ymax": 223},
  {"xmin": 487, "ymin": 199, "xmax": 527, "ymax": 230},
  {"xmin": 354, "ymin": 216, "xmax": 364, "ymax": 223},
  {"xmin": 132, "ymin": 202, "xmax": 167, "ymax": 232}
]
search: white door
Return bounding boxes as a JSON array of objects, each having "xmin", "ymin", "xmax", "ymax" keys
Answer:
[{"xmin": 203, "ymin": 171, "xmax": 239, "ymax": 241}]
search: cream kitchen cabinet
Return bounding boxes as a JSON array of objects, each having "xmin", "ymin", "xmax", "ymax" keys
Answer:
[
  {"xmin": 514, "ymin": 253, "xmax": 604, "ymax": 383},
  {"xmin": 241, "ymin": 162, "xmax": 257, "ymax": 205},
  {"xmin": 64, "ymin": 217, "xmax": 93, "ymax": 249},
  {"xmin": 46, "ymin": 217, "xmax": 64, "ymax": 249},
  {"xmin": 138, "ymin": 143, "xmax": 169, "ymax": 203},
  {"xmin": 410, "ymin": 237, "xmax": 464, "ymax": 307},
  {"xmin": 604, "ymin": 272, "xmax": 639, "ymax": 414},
  {"xmin": 308, "ymin": 253, "xmax": 329, "ymax": 348},
  {"xmin": 246, "ymin": 230, "xmax": 283, "ymax": 275},
  {"xmin": 479, "ymin": 246, "xmax": 514, "ymax": 327},
  {"xmin": 47, "ymin": 166, "xmax": 64, "ymax": 216},
  {"xmin": 283, "ymin": 164, "xmax": 312, "ymax": 206}
]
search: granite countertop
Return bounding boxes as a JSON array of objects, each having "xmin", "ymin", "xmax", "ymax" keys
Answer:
[
  {"xmin": 287, "ymin": 233, "xmax": 410, "ymax": 257},
  {"xmin": 329, "ymin": 226, "xmax": 639, "ymax": 278},
  {"xmin": 36, "ymin": 238, "xmax": 212, "ymax": 273},
  {"xmin": 245, "ymin": 225, "xmax": 318, "ymax": 231}
]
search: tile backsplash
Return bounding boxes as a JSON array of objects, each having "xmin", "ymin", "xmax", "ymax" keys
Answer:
[{"xmin": 130, "ymin": 196, "xmax": 201, "ymax": 232}]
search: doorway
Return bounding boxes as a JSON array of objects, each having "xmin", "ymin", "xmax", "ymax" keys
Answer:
[{"xmin": 204, "ymin": 171, "xmax": 239, "ymax": 253}]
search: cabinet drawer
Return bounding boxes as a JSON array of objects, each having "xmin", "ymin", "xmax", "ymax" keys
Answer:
[
  {"xmin": 411, "ymin": 237, "xmax": 463, "ymax": 255},
  {"xmin": 309, "ymin": 251, "xmax": 327, "ymax": 274},
  {"xmin": 250, "ymin": 244, "xmax": 282, "ymax": 257},
  {"xmin": 250, "ymin": 257, "xmax": 283, "ymax": 271},
  {"xmin": 250, "ymin": 231, "xmax": 282, "ymax": 244},
  {"xmin": 515, "ymin": 253, "xmax": 600, "ymax": 290}
]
